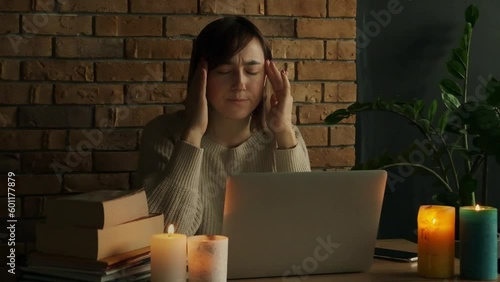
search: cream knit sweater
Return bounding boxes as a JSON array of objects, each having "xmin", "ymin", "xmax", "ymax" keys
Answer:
[{"xmin": 137, "ymin": 112, "xmax": 311, "ymax": 236}]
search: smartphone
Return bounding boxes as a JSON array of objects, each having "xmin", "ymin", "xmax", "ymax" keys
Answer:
[{"xmin": 374, "ymin": 248, "xmax": 418, "ymax": 262}]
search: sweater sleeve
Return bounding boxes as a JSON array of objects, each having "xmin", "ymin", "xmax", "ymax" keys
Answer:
[
  {"xmin": 137, "ymin": 116, "xmax": 204, "ymax": 236},
  {"xmin": 274, "ymin": 125, "xmax": 311, "ymax": 172}
]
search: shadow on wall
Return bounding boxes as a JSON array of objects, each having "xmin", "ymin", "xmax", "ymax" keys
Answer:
[{"xmin": 356, "ymin": 0, "xmax": 500, "ymax": 239}]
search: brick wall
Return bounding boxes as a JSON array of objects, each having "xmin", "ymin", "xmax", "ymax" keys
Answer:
[{"xmin": 0, "ymin": 0, "xmax": 356, "ymax": 273}]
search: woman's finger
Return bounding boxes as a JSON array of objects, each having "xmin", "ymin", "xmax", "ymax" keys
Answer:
[
  {"xmin": 265, "ymin": 60, "xmax": 282, "ymax": 90},
  {"xmin": 280, "ymin": 69, "xmax": 290, "ymax": 96}
]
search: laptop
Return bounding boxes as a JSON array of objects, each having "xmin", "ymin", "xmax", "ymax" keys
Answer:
[{"xmin": 222, "ymin": 170, "xmax": 387, "ymax": 280}]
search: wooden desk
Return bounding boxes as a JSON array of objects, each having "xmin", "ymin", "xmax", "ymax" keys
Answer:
[{"xmin": 233, "ymin": 239, "xmax": 499, "ymax": 282}]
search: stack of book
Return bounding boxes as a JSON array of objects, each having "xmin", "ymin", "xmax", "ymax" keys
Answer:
[{"xmin": 20, "ymin": 189, "xmax": 164, "ymax": 282}]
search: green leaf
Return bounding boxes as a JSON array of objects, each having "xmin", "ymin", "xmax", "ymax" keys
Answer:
[
  {"xmin": 464, "ymin": 23, "xmax": 472, "ymax": 46},
  {"xmin": 427, "ymin": 100, "xmax": 438, "ymax": 123},
  {"xmin": 452, "ymin": 48, "xmax": 467, "ymax": 68},
  {"xmin": 419, "ymin": 119, "xmax": 431, "ymax": 133},
  {"xmin": 442, "ymin": 92, "xmax": 461, "ymax": 111},
  {"xmin": 402, "ymin": 104, "xmax": 415, "ymax": 118},
  {"xmin": 439, "ymin": 79, "xmax": 463, "ymax": 97},
  {"xmin": 460, "ymin": 34, "xmax": 468, "ymax": 50},
  {"xmin": 465, "ymin": 4, "xmax": 479, "ymax": 27},
  {"xmin": 486, "ymin": 77, "xmax": 500, "ymax": 107},
  {"xmin": 324, "ymin": 109, "xmax": 350, "ymax": 124},
  {"xmin": 414, "ymin": 100, "xmax": 425, "ymax": 118},
  {"xmin": 437, "ymin": 110, "xmax": 451, "ymax": 134},
  {"xmin": 347, "ymin": 102, "xmax": 372, "ymax": 112},
  {"xmin": 447, "ymin": 60, "xmax": 466, "ymax": 80}
]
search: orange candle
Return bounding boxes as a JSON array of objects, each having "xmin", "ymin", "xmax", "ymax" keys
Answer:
[{"xmin": 417, "ymin": 205, "xmax": 455, "ymax": 278}]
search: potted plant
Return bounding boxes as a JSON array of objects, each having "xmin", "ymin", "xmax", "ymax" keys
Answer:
[{"xmin": 325, "ymin": 4, "xmax": 500, "ymax": 208}]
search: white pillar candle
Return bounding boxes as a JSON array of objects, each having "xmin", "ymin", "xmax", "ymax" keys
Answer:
[
  {"xmin": 151, "ymin": 224, "xmax": 187, "ymax": 282},
  {"xmin": 188, "ymin": 235, "xmax": 228, "ymax": 282}
]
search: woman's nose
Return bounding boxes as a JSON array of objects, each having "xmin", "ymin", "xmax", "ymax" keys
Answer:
[{"xmin": 232, "ymin": 71, "xmax": 247, "ymax": 91}]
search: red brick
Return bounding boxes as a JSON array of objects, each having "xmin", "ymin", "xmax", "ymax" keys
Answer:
[
  {"xmin": 330, "ymin": 125, "xmax": 355, "ymax": 145},
  {"xmin": 0, "ymin": 60, "xmax": 20, "ymax": 80},
  {"xmin": 274, "ymin": 61, "xmax": 296, "ymax": 81},
  {"xmin": 34, "ymin": 0, "xmax": 55, "ymax": 11},
  {"xmin": 95, "ymin": 106, "xmax": 164, "ymax": 127},
  {"xmin": 57, "ymin": 0, "xmax": 127, "ymax": 12},
  {"xmin": 326, "ymin": 40, "xmax": 338, "ymax": 60},
  {"xmin": 126, "ymin": 83, "xmax": 187, "ymax": 104},
  {"xmin": 130, "ymin": 0, "xmax": 197, "ymax": 13},
  {"xmin": 297, "ymin": 61, "xmax": 355, "ymax": 81},
  {"xmin": 291, "ymin": 83, "xmax": 322, "ymax": 103},
  {"xmin": 267, "ymin": 0, "xmax": 326, "ymax": 17},
  {"xmin": 22, "ymin": 152, "xmax": 92, "ymax": 173},
  {"xmin": 298, "ymin": 103, "xmax": 355, "ymax": 124},
  {"xmin": 0, "ymin": 0, "xmax": 31, "ymax": 11},
  {"xmin": 126, "ymin": 39, "xmax": 191, "ymax": 59},
  {"xmin": 0, "ymin": 197, "xmax": 21, "ymax": 217},
  {"xmin": 324, "ymin": 83, "xmax": 356, "ymax": 102},
  {"xmin": 0, "ymin": 83, "xmax": 52, "ymax": 104},
  {"xmin": 94, "ymin": 152, "xmax": 139, "ymax": 172},
  {"xmin": 299, "ymin": 126, "xmax": 328, "ymax": 146},
  {"xmin": 55, "ymin": 38, "xmax": 123, "ymax": 58},
  {"xmin": 329, "ymin": 0, "xmax": 357, "ymax": 17},
  {"xmin": 95, "ymin": 16, "xmax": 162, "ymax": 36},
  {"xmin": 297, "ymin": 19, "xmax": 356, "ymax": 38},
  {"xmin": 165, "ymin": 61, "xmax": 189, "ymax": 81},
  {"xmin": 22, "ymin": 15, "xmax": 92, "ymax": 35},
  {"xmin": 308, "ymin": 147, "xmax": 355, "ymax": 167},
  {"xmin": 0, "ymin": 107, "xmax": 16, "ymax": 127},
  {"xmin": 0, "ymin": 36, "xmax": 51, "ymax": 56},
  {"xmin": 298, "ymin": 104, "xmax": 335, "ymax": 124},
  {"xmin": 69, "ymin": 130, "xmax": 139, "ymax": 151},
  {"xmin": 200, "ymin": 0, "xmax": 264, "ymax": 15},
  {"xmin": 0, "ymin": 14, "xmax": 19, "ymax": 34},
  {"xmin": 63, "ymin": 173, "xmax": 130, "ymax": 192},
  {"xmin": 250, "ymin": 18, "xmax": 295, "ymax": 37},
  {"xmin": 166, "ymin": 16, "xmax": 220, "ymax": 36},
  {"xmin": 0, "ymin": 174, "xmax": 62, "ymax": 196},
  {"xmin": 338, "ymin": 40, "xmax": 356, "ymax": 60},
  {"xmin": 23, "ymin": 61, "xmax": 94, "ymax": 81},
  {"xmin": 0, "ymin": 153, "xmax": 20, "ymax": 172},
  {"xmin": 19, "ymin": 106, "xmax": 93, "ymax": 127},
  {"xmin": 55, "ymin": 84, "xmax": 124, "ymax": 104},
  {"xmin": 0, "ymin": 130, "xmax": 65, "ymax": 150},
  {"xmin": 95, "ymin": 62, "xmax": 162, "ymax": 82},
  {"xmin": 269, "ymin": 39, "xmax": 324, "ymax": 59}
]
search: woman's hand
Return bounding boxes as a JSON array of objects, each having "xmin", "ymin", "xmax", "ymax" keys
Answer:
[
  {"xmin": 182, "ymin": 58, "xmax": 208, "ymax": 147},
  {"xmin": 264, "ymin": 60, "xmax": 297, "ymax": 148}
]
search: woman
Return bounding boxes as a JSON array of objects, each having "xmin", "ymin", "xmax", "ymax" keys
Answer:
[{"xmin": 137, "ymin": 16, "xmax": 311, "ymax": 236}]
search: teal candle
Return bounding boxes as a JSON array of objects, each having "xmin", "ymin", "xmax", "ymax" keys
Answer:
[{"xmin": 459, "ymin": 205, "xmax": 498, "ymax": 280}]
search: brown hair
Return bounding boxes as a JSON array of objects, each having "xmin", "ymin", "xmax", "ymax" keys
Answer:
[{"xmin": 186, "ymin": 16, "xmax": 272, "ymax": 131}]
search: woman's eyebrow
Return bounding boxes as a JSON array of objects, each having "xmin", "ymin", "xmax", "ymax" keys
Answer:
[{"xmin": 221, "ymin": 59, "xmax": 262, "ymax": 66}]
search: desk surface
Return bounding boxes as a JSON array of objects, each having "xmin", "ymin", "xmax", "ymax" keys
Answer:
[{"xmin": 233, "ymin": 239, "xmax": 499, "ymax": 282}]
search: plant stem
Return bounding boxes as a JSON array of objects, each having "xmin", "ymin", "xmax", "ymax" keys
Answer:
[
  {"xmin": 429, "ymin": 124, "xmax": 460, "ymax": 191},
  {"xmin": 463, "ymin": 27, "xmax": 472, "ymax": 173},
  {"xmin": 385, "ymin": 109, "xmax": 451, "ymax": 185},
  {"xmin": 482, "ymin": 153, "xmax": 488, "ymax": 205},
  {"xmin": 380, "ymin": 163, "xmax": 453, "ymax": 192}
]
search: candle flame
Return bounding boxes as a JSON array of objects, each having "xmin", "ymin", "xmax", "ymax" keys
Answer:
[
  {"xmin": 431, "ymin": 218, "xmax": 437, "ymax": 225},
  {"xmin": 475, "ymin": 204, "xmax": 480, "ymax": 211},
  {"xmin": 167, "ymin": 224, "xmax": 175, "ymax": 234}
]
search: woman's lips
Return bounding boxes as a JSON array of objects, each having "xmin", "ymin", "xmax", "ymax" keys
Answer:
[{"xmin": 227, "ymin": 99, "xmax": 249, "ymax": 104}]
